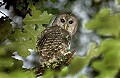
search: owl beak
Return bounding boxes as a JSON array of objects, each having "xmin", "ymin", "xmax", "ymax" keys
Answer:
[{"xmin": 64, "ymin": 24, "xmax": 68, "ymax": 30}]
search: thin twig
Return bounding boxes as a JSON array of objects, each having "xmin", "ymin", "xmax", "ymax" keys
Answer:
[
  {"xmin": 0, "ymin": 10, "xmax": 8, "ymax": 17},
  {"xmin": 0, "ymin": 10, "xmax": 18, "ymax": 25}
]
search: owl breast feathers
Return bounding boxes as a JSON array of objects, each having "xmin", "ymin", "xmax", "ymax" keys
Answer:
[{"xmin": 36, "ymin": 26, "xmax": 71, "ymax": 62}]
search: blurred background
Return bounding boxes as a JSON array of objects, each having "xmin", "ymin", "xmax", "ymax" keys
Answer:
[{"xmin": 0, "ymin": 0, "xmax": 120, "ymax": 78}]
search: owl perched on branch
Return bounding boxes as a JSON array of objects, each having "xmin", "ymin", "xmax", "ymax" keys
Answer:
[{"xmin": 36, "ymin": 13, "xmax": 78, "ymax": 76}]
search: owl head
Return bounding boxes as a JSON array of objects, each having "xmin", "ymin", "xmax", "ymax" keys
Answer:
[{"xmin": 52, "ymin": 13, "xmax": 78, "ymax": 36}]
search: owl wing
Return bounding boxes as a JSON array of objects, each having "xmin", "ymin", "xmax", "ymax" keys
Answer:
[
  {"xmin": 36, "ymin": 27, "xmax": 51, "ymax": 50},
  {"xmin": 36, "ymin": 26, "xmax": 61, "ymax": 52}
]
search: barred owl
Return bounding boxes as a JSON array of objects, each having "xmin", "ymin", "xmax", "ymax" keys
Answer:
[{"xmin": 36, "ymin": 13, "xmax": 78, "ymax": 76}]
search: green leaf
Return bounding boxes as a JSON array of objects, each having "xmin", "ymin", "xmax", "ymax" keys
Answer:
[
  {"xmin": 9, "ymin": 28, "xmax": 39, "ymax": 57},
  {"xmin": 59, "ymin": 67, "xmax": 69, "ymax": 77},
  {"xmin": 68, "ymin": 43, "xmax": 100, "ymax": 75},
  {"xmin": 43, "ymin": 69, "xmax": 56, "ymax": 78},
  {"xmin": 9, "ymin": 10, "xmax": 53, "ymax": 57},
  {"xmin": 118, "ymin": 0, "xmax": 120, "ymax": 5},
  {"xmin": 85, "ymin": 8, "xmax": 120, "ymax": 78},
  {"xmin": 85, "ymin": 9, "xmax": 120, "ymax": 38},
  {"xmin": 0, "ymin": 17, "xmax": 12, "ymax": 43},
  {"xmin": 0, "ymin": 70, "xmax": 35, "ymax": 78},
  {"xmin": 23, "ymin": 6, "xmax": 53, "ymax": 26},
  {"xmin": 0, "ymin": 43, "xmax": 19, "ymax": 71},
  {"xmin": 91, "ymin": 39, "xmax": 120, "ymax": 78},
  {"xmin": 0, "ymin": 58, "xmax": 13, "ymax": 69}
]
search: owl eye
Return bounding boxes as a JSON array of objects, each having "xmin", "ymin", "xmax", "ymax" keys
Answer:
[
  {"xmin": 60, "ymin": 19, "xmax": 65, "ymax": 23},
  {"xmin": 69, "ymin": 20, "xmax": 73, "ymax": 24}
]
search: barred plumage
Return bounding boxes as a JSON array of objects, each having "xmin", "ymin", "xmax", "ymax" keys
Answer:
[
  {"xmin": 37, "ymin": 26, "xmax": 71, "ymax": 62},
  {"xmin": 36, "ymin": 13, "xmax": 78, "ymax": 76}
]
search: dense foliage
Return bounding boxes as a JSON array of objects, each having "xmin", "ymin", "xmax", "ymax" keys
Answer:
[{"xmin": 0, "ymin": 0, "xmax": 120, "ymax": 78}]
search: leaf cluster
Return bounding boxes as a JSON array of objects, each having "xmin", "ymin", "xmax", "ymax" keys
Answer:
[
  {"xmin": 0, "ymin": 6, "xmax": 53, "ymax": 78},
  {"xmin": 85, "ymin": 8, "xmax": 120, "ymax": 78}
]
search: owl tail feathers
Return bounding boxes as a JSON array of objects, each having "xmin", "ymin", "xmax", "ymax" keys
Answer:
[
  {"xmin": 35, "ymin": 50, "xmax": 76, "ymax": 77},
  {"xmin": 35, "ymin": 65, "xmax": 45, "ymax": 77},
  {"xmin": 35, "ymin": 63, "xmax": 51, "ymax": 77}
]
